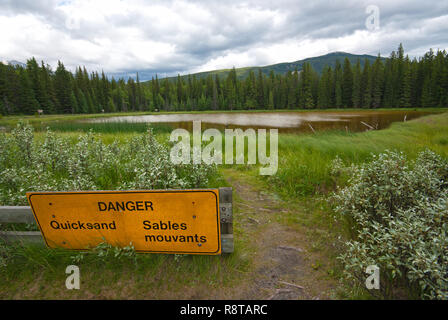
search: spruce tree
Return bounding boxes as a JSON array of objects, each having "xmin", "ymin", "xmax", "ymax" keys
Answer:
[
  {"xmin": 333, "ymin": 60, "xmax": 343, "ymax": 108},
  {"xmin": 54, "ymin": 61, "xmax": 73, "ymax": 113},
  {"xmin": 18, "ymin": 68, "xmax": 39, "ymax": 114},
  {"xmin": 40, "ymin": 62, "xmax": 56, "ymax": 114},
  {"xmin": 352, "ymin": 59, "xmax": 362, "ymax": 107},
  {"xmin": 78, "ymin": 89, "xmax": 88, "ymax": 113},
  {"xmin": 342, "ymin": 58, "xmax": 353, "ymax": 107},
  {"xmin": 268, "ymin": 90, "xmax": 274, "ymax": 109},
  {"xmin": 26, "ymin": 57, "xmax": 47, "ymax": 111},
  {"xmin": 70, "ymin": 92, "xmax": 78, "ymax": 114},
  {"xmin": 300, "ymin": 63, "xmax": 315, "ymax": 108},
  {"xmin": 257, "ymin": 69, "xmax": 265, "ymax": 109},
  {"xmin": 317, "ymin": 66, "xmax": 331, "ymax": 108},
  {"xmin": 108, "ymin": 97, "xmax": 117, "ymax": 113},
  {"xmin": 212, "ymin": 76, "xmax": 218, "ymax": 110},
  {"xmin": 399, "ymin": 56, "xmax": 412, "ymax": 107},
  {"xmin": 371, "ymin": 55, "xmax": 384, "ymax": 108},
  {"xmin": 421, "ymin": 75, "xmax": 433, "ymax": 107},
  {"xmin": 382, "ymin": 60, "xmax": 394, "ymax": 107},
  {"xmin": 361, "ymin": 60, "xmax": 372, "ymax": 108}
]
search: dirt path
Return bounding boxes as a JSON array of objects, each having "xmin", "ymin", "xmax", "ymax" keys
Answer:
[
  {"xmin": 0, "ymin": 168, "xmax": 339, "ymax": 300},
  {"xmin": 222, "ymin": 169, "xmax": 338, "ymax": 300}
]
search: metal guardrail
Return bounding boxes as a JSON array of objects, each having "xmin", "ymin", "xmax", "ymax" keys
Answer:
[{"xmin": 0, "ymin": 187, "xmax": 234, "ymax": 253}]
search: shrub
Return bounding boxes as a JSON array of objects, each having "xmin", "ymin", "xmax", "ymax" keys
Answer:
[
  {"xmin": 332, "ymin": 150, "xmax": 448, "ymax": 299},
  {"xmin": 71, "ymin": 241, "xmax": 137, "ymax": 265},
  {"xmin": 0, "ymin": 122, "xmax": 217, "ymax": 206}
]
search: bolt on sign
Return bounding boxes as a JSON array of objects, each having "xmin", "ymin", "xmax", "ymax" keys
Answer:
[{"xmin": 26, "ymin": 190, "xmax": 221, "ymax": 255}]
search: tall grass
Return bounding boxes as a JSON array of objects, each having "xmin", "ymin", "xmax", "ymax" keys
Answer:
[
  {"xmin": 36, "ymin": 121, "xmax": 175, "ymax": 135},
  {"xmin": 0, "ymin": 123, "xmax": 247, "ymax": 298},
  {"xmin": 268, "ymin": 112, "xmax": 448, "ymax": 198},
  {"xmin": 0, "ymin": 122, "xmax": 221, "ymax": 206},
  {"xmin": 0, "ymin": 241, "xmax": 250, "ymax": 299}
]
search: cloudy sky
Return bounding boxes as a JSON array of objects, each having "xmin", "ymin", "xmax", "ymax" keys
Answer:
[{"xmin": 0, "ymin": 0, "xmax": 447, "ymax": 79}]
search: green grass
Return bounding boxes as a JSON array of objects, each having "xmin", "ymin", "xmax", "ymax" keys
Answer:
[
  {"xmin": 236, "ymin": 111, "xmax": 448, "ymax": 299},
  {"xmin": 39, "ymin": 121, "xmax": 175, "ymax": 135},
  {"xmin": 0, "ymin": 174, "xmax": 246, "ymax": 299},
  {"xmin": 1, "ymin": 109, "xmax": 447, "ymax": 299},
  {"xmin": 267, "ymin": 111, "xmax": 448, "ymax": 198},
  {"xmin": 0, "ymin": 241, "xmax": 250, "ymax": 299},
  {"xmin": 0, "ymin": 121, "xmax": 246, "ymax": 299}
]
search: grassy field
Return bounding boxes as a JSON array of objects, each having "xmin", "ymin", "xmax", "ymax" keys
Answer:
[
  {"xmin": 270, "ymin": 111, "xmax": 448, "ymax": 198},
  {"xmin": 0, "ymin": 108, "xmax": 447, "ymax": 299},
  {"xmin": 0, "ymin": 120, "xmax": 251, "ymax": 299}
]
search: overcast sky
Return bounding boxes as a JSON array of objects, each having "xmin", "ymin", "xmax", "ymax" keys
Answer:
[{"xmin": 0, "ymin": 0, "xmax": 447, "ymax": 78}]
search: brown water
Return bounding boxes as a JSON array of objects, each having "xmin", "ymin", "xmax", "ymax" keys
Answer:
[{"xmin": 88, "ymin": 110, "xmax": 435, "ymax": 134}]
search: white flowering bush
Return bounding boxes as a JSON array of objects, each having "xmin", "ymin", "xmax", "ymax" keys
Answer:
[
  {"xmin": 332, "ymin": 150, "xmax": 448, "ymax": 299},
  {"xmin": 0, "ymin": 122, "xmax": 217, "ymax": 207}
]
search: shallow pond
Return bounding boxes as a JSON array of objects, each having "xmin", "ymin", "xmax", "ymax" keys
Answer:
[{"xmin": 87, "ymin": 110, "xmax": 435, "ymax": 134}]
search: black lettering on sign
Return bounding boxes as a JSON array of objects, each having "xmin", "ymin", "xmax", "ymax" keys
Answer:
[
  {"xmin": 50, "ymin": 220, "xmax": 116, "ymax": 230},
  {"xmin": 143, "ymin": 220, "xmax": 187, "ymax": 231},
  {"xmin": 98, "ymin": 201, "xmax": 153, "ymax": 212},
  {"xmin": 144, "ymin": 234, "xmax": 207, "ymax": 243}
]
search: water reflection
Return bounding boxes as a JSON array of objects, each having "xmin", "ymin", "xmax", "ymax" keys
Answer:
[{"xmin": 87, "ymin": 110, "xmax": 434, "ymax": 134}]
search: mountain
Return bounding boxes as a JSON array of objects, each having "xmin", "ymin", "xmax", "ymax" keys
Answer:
[
  {"xmin": 148, "ymin": 51, "xmax": 384, "ymax": 83},
  {"xmin": 1, "ymin": 59, "xmax": 27, "ymax": 68},
  {"xmin": 1, "ymin": 52, "xmax": 384, "ymax": 82}
]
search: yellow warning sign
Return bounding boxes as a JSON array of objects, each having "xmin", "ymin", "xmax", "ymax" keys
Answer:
[{"xmin": 26, "ymin": 190, "xmax": 221, "ymax": 255}]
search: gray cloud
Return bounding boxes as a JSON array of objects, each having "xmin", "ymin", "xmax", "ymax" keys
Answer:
[{"xmin": 0, "ymin": 0, "xmax": 447, "ymax": 80}]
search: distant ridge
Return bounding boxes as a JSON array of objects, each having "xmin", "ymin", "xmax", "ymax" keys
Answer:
[
  {"xmin": 1, "ymin": 52, "xmax": 385, "ymax": 82},
  {"xmin": 147, "ymin": 51, "xmax": 384, "ymax": 82},
  {"xmin": 1, "ymin": 59, "xmax": 27, "ymax": 68}
]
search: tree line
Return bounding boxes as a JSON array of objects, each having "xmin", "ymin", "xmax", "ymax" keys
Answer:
[{"xmin": 0, "ymin": 44, "xmax": 447, "ymax": 116}]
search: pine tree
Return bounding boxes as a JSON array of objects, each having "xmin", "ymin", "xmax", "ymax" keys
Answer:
[
  {"xmin": 361, "ymin": 60, "xmax": 372, "ymax": 108},
  {"xmin": 286, "ymin": 71, "xmax": 296, "ymax": 109},
  {"xmin": 2, "ymin": 44, "xmax": 448, "ymax": 115},
  {"xmin": 352, "ymin": 60, "xmax": 362, "ymax": 107},
  {"xmin": 77, "ymin": 89, "xmax": 88, "ymax": 113},
  {"xmin": 176, "ymin": 74, "xmax": 183, "ymax": 105},
  {"xmin": 382, "ymin": 59, "xmax": 394, "ymax": 107},
  {"xmin": 397, "ymin": 43, "xmax": 405, "ymax": 104},
  {"xmin": 18, "ymin": 68, "xmax": 39, "ymax": 114},
  {"xmin": 257, "ymin": 69, "xmax": 265, "ymax": 109},
  {"xmin": 268, "ymin": 90, "xmax": 274, "ymax": 109},
  {"xmin": 212, "ymin": 76, "xmax": 218, "ymax": 110},
  {"xmin": 70, "ymin": 92, "xmax": 78, "ymax": 114},
  {"xmin": 333, "ymin": 60, "xmax": 343, "ymax": 108},
  {"xmin": 26, "ymin": 57, "xmax": 47, "ymax": 111},
  {"xmin": 152, "ymin": 75, "xmax": 160, "ymax": 109},
  {"xmin": 245, "ymin": 70, "xmax": 256, "ymax": 109},
  {"xmin": 400, "ymin": 56, "xmax": 412, "ymax": 107},
  {"xmin": 317, "ymin": 66, "xmax": 331, "ymax": 108},
  {"xmin": 0, "ymin": 63, "xmax": 7, "ymax": 114},
  {"xmin": 421, "ymin": 75, "xmax": 433, "ymax": 107},
  {"xmin": 300, "ymin": 63, "xmax": 315, "ymax": 108},
  {"xmin": 40, "ymin": 62, "xmax": 56, "ymax": 114},
  {"xmin": 371, "ymin": 55, "xmax": 384, "ymax": 108},
  {"xmin": 54, "ymin": 61, "xmax": 73, "ymax": 113},
  {"xmin": 108, "ymin": 97, "xmax": 117, "ymax": 113},
  {"xmin": 86, "ymin": 91, "xmax": 95, "ymax": 113},
  {"xmin": 342, "ymin": 58, "xmax": 353, "ymax": 107}
]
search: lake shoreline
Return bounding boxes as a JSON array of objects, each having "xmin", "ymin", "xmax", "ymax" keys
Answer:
[{"xmin": 84, "ymin": 109, "xmax": 439, "ymax": 134}]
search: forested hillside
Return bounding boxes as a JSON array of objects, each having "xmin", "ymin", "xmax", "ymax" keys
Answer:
[
  {"xmin": 0, "ymin": 44, "xmax": 447, "ymax": 115},
  {"xmin": 159, "ymin": 52, "xmax": 381, "ymax": 82}
]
